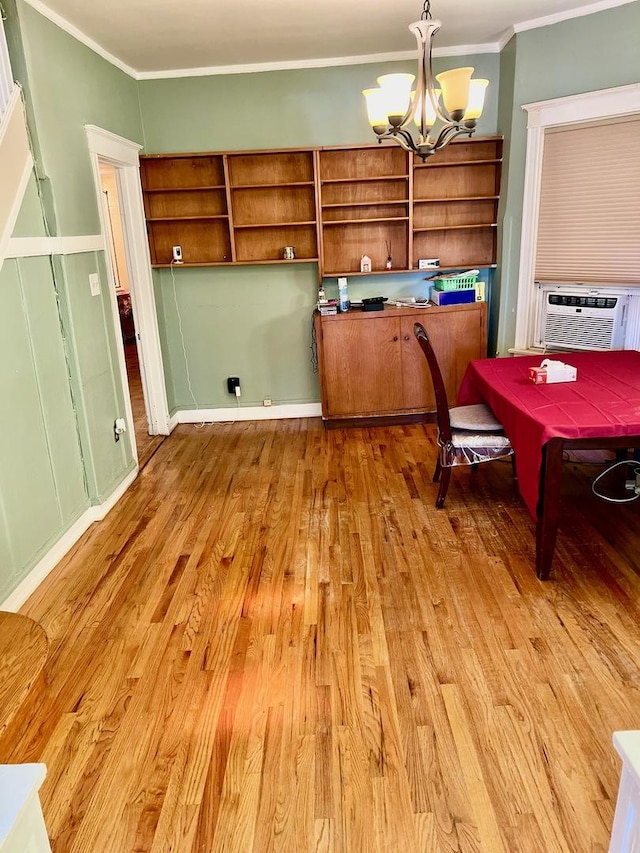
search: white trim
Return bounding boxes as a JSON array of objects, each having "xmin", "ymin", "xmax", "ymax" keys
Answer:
[
  {"xmin": 136, "ymin": 42, "xmax": 501, "ymax": 80},
  {"xmin": 514, "ymin": 83, "xmax": 640, "ymax": 351},
  {"xmin": 22, "ymin": 0, "xmax": 137, "ymax": 79},
  {"xmin": 4, "ymin": 234, "xmax": 104, "ymax": 258},
  {"xmin": 168, "ymin": 412, "xmax": 180, "ymax": 433},
  {"xmin": 85, "ymin": 125, "xmax": 142, "ymax": 161},
  {"xmin": 176, "ymin": 403, "xmax": 322, "ymax": 424},
  {"xmin": 0, "ymin": 87, "xmax": 33, "ymax": 273},
  {"xmin": 513, "ymin": 0, "xmax": 637, "ymax": 34},
  {"xmin": 513, "ymin": 124, "xmax": 545, "ymax": 349},
  {"xmin": 0, "ymin": 467, "xmax": 138, "ymax": 612},
  {"xmin": 523, "ymin": 83, "xmax": 640, "ymax": 128},
  {"xmin": 85, "ymin": 124, "xmax": 171, "ymax": 438}
]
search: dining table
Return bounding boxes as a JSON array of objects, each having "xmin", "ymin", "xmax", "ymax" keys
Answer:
[{"xmin": 457, "ymin": 349, "xmax": 640, "ymax": 579}]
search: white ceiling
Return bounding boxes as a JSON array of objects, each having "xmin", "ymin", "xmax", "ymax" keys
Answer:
[{"xmin": 26, "ymin": 0, "xmax": 634, "ymax": 78}]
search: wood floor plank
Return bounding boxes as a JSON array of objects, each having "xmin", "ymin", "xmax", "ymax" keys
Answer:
[{"xmin": 2, "ymin": 420, "xmax": 640, "ymax": 851}]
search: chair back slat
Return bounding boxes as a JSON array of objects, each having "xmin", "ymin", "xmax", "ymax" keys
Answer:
[{"xmin": 414, "ymin": 323, "xmax": 453, "ymax": 443}]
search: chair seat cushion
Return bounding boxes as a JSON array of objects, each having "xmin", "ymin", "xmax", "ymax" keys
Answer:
[
  {"xmin": 449, "ymin": 403, "xmax": 504, "ymax": 431},
  {"xmin": 450, "ymin": 430, "xmax": 512, "ymax": 449}
]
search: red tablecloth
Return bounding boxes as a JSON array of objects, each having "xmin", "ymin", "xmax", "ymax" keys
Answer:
[{"xmin": 457, "ymin": 350, "xmax": 640, "ymax": 518}]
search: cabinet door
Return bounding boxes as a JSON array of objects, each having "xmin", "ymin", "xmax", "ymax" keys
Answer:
[
  {"xmin": 401, "ymin": 307, "xmax": 485, "ymax": 410},
  {"xmin": 320, "ymin": 317, "xmax": 404, "ymax": 416}
]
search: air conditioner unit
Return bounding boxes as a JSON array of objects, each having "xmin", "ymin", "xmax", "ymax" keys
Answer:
[{"xmin": 536, "ymin": 290, "xmax": 628, "ymax": 351}]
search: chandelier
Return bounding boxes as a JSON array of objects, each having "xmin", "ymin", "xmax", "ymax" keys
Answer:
[{"xmin": 362, "ymin": 1, "xmax": 488, "ymax": 161}]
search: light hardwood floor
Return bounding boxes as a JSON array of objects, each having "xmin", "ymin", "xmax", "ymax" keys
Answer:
[
  {"xmin": 124, "ymin": 342, "xmax": 165, "ymax": 468},
  {"xmin": 2, "ymin": 419, "xmax": 640, "ymax": 852}
]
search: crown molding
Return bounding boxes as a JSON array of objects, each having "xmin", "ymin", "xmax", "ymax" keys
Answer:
[
  {"xmin": 497, "ymin": 27, "xmax": 516, "ymax": 52},
  {"xmin": 513, "ymin": 0, "xmax": 637, "ymax": 34},
  {"xmin": 136, "ymin": 42, "xmax": 502, "ymax": 81},
  {"xmin": 22, "ymin": 0, "xmax": 137, "ymax": 78},
  {"xmin": 21, "ymin": 0, "xmax": 638, "ymax": 81}
]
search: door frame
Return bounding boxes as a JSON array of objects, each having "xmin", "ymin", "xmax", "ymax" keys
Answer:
[{"xmin": 85, "ymin": 124, "xmax": 170, "ymax": 436}]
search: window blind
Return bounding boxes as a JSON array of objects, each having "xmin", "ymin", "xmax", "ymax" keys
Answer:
[{"xmin": 535, "ymin": 117, "xmax": 640, "ymax": 285}]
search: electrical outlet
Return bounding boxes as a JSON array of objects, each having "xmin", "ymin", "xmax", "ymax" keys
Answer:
[
  {"xmin": 89, "ymin": 273, "xmax": 100, "ymax": 296},
  {"xmin": 227, "ymin": 377, "xmax": 240, "ymax": 395},
  {"xmin": 114, "ymin": 417, "xmax": 127, "ymax": 442},
  {"xmin": 263, "ymin": 396, "xmax": 272, "ymax": 407}
]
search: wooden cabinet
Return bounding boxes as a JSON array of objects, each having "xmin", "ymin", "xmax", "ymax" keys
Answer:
[
  {"xmin": 315, "ymin": 303, "xmax": 487, "ymax": 423},
  {"xmin": 139, "ymin": 138, "xmax": 502, "ymax": 273},
  {"xmin": 141, "ymin": 154, "xmax": 232, "ymax": 266},
  {"xmin": 227, "ymin": 150, "xmax": 318, "ymax": 263},
  {"xmin": 140, "ymin": 149, "xmax": 318, "ymax": 267},
  {"xmin": 317, "ymin": 147, "xmax": 410, "ymax": 276},
  {"xmin": 412, "ymin": 138, "xmax": 502, "ymax": 270}
]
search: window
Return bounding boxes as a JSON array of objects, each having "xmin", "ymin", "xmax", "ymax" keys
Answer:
[
  {"xmin": 535, "ymin": 117, "xmax": 640, "ymax": 285},
  {"xmin": 513, "ymin": 84, "xmax": 640, "ymax": 351}
]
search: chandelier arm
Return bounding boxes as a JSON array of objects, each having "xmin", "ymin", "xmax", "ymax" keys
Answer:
[
  {"xmin": 425, "ymin": 24, "xmax": 451, "ymax": 125},
  {"xmin": 391, "ymin": 127, "xmax": 419, "ymax": 154},
  {"xmin": 432, "ymin": 123, "xmax": 467, "ymax": 152}
]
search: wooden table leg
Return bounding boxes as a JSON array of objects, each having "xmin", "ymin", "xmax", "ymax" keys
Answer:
[{"xmin": 536, "ymin": 438, "xmax": 564, "ymax": 580}]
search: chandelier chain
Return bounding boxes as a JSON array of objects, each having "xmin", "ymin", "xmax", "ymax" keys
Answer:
[{"xmin": 421, "ymin": 0, "xmax": 432, "ymax": 20}]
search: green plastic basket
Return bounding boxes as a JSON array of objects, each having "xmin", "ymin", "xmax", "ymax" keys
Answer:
[{"xmin": 433, "ymin": 272, "xmax": 479, "ymax": 292}]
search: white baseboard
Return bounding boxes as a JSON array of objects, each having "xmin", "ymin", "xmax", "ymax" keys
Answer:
[
  {"xmin": 1, "ymin": 467, "xmax": 138, "ymax": 612},
  {"xmin": 175, "ymin": 402, "xmax": 322, "ymax": 424}
]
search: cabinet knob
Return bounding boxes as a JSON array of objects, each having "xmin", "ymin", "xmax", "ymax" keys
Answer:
[
  {"xmin": 404, "ymin": 334, "xmax": 410, "ymax": 341},
  {"xmin": 393, "ymin": 335, "xmax": 398, "ymax": 342}
]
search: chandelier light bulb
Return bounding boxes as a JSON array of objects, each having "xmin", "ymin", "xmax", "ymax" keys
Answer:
[{"xmin": 361, "ymin": 1, "xmax": 489, "ymax": 160}]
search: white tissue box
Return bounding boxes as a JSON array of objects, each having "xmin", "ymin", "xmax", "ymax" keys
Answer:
[{"xmin": 528, "ymin": 358, "xmax": 577, "ymax": 384}]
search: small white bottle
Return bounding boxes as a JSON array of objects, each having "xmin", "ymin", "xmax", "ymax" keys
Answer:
[{"xmin": 360, "ymin": 255, "xmax": 372, "ymax": 273}]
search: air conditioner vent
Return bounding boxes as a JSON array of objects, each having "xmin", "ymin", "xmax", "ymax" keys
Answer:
[
  {"xmin": 544, "ymin": 314, "xmax": 615, "ymax": 350},
  {"xmin": 536, "ymin": 289, "xmax": 628, "ymax": 351}
]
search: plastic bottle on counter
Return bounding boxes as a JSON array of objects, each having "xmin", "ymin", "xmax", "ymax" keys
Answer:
[{"xmin": 338, "ymin": 277, "xmax": 349, "ymax": 312}]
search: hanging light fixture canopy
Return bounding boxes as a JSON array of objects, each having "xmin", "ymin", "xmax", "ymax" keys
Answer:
[{"xmin": 363, "ymin": 1, "xmax": 488, "ymax": 161}]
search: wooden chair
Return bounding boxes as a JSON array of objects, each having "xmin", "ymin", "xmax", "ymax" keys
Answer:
[{"xmin": 414, "ymin": 322, "xmax": 513, "ymax": 508}]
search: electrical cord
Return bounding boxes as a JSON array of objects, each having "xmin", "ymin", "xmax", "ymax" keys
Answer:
[
  {"xmin": 591, "ymin": 459, "xmax": 640, "ymax": 503},
  {"xmin": 170, "ymin": 261, "xmax": 206, "ymax": 428}
]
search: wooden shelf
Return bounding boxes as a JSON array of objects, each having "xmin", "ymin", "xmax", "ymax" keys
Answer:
[
  {"xmin": 322, "ymin": 268, "xmax": 412, "ymax": 278},
  {"xmin": 414, "ymin": 158, "xmax": 502, "ymax": 169},
  {"xmin": 414, "ymin": 195, "xmax": 499, "ymax": 204},
  {"xmin": 233, "ymin": 220, "xmax": 316, "ymax": 229},
  {"xmin": 321, "ymin": 175, "xmax": 408, "ymax": 185},
  {"xmin": 322, "ymin": 200, "xmax": 409, "ymax": 209},
  {"xmin": 153, "ymin": 258, "xmax": 319, "ymax": 268},
  {"xmin": 147, "ymin": 214, "xmax": 229, "ymax": 222},
  {"xmin": 413, "ymin": 223, "xmax": 497, "ymax": 233},
  {"xmin": 231, "ymin": 181, "xmax": 315, "ymax": 190},
  {"xmin": 140, "ymin": 137, "xmax": 501, "ymax": 272},
  {"xmin": 143, "ymin": 185, "xmax": 226, "ymax": 193},
  {"xmin": 323, "ymin": 216, "xmax": 409, "ymax": 226}
]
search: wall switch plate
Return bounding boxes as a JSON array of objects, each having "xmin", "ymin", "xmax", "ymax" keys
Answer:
[{"xmin": 89, "ymin": 273, "xmax": 100, "ymax": 296}]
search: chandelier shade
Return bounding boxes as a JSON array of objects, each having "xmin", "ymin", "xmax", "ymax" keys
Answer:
[{"xmin": 362, "ymin": 2, "xmax": 489, "ymax": 160}]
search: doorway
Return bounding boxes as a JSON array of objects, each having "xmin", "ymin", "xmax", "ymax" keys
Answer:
[
  {"xmin": 98, "ymin": 161, "xmax": 163, "ymax": 466},
  {"xmin": 86, "ymin": 124, "xmax": 170, "ymax": 472}
]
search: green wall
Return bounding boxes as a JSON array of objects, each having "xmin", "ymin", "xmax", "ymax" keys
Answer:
[
  {"xmin": 16, "ymin": 2, "xmax": 143, "ymax": 235},
  {"xmin": 496, "ymin": 1, "xmax": 640, "ymax": 353},
  {"xmin": 0, "ymin": 256, "xmax": 87, "ymax": 601},
  {"xmin": 0, "ymin": 0, "xmax": 143, "ymax": 601},
  {"xmin": 139, "ymin": 53, "xmax": 500, "ymax": 409}
]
